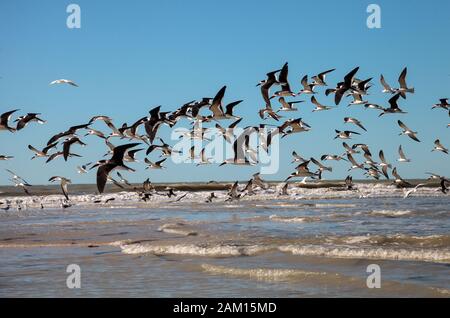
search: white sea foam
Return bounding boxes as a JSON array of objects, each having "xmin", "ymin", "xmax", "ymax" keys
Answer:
[
  {"xmin": 120, "ymin": 243, "xmax": 272, "ymax": 257},
  {"xmin": 269, "ymin": 215, "xmax": 320, "ymax": 223},
  {"xmin": 278, "ymin": 245, "xmax": 450, "ymax": 263},
  {"xmin": 370, "ymin": 210, "xmax": 413, "ymax": 217},
  {"xmin": 201, "ymin": 264, "xmax": 331, "ymax": 281},
  {"xmin": 157, "ymin": 223, "xmax": 198, "ymax": 236}
]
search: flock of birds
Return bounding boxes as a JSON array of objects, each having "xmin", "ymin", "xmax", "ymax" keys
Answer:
[{"xmin": 1, "ymin": 63, "xmax": 449, "ymax": 209}]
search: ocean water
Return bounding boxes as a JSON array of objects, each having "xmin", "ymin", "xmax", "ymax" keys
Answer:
[{"xmin": 0, "ymin": 183, "xmax": 449, "ymax": 298}]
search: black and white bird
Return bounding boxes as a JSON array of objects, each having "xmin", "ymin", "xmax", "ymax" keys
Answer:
[
  {"xmin": 344, "ymin": 117, "xmax": 367, "ymax": 131},
  {"xmin": 311, "ymin": 96, "xmax": 333, "ymax": 112},
  {"xmin": 50, "ymin": 79, "xmax": 78, "ymax": 87},
  {"xmin": 378, "ymin": 94, "xmax": 407, "ymax": 116},
  {"xmin": 15, "ymin": 113, "xmax": 46, "ymax": 131},
  {"xmin": 0, "ymin": 109, "xmax": 19, "ymax": 132},
  {"xmin": 398, "ymin": 120, "xmax": 420, "ymax": 142},
  {"xmin": 311, "ymin": 69, "xmax": 335, "ymax": 86},
  {"xmin": 49, "ymin": 176, "xmax": 72, "ymax": 200},
  {"xmin": 334, "ymin": 130, "xmax": 360, "ymax": 140},
  {"xmin": 397, "ymin": 145, "xmax": 411, "ymax": 162},
  {"xmin": 432, "ymin": 139, "xmax": 448, "ymax": 154},
  {"xmin": 96, "ymin": 143, "xmax": 141, "ymax": 193}
]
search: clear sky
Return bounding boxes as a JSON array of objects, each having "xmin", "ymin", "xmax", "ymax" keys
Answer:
[{"xmin": 0, "ymin": 0, "xmax": 449, "ymax": 185}]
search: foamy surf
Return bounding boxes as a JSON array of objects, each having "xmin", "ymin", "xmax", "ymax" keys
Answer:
[
  {"xmin": 269, "ymin": 215, "xmax": 321, "ymax": 223},
  {"xmin": 120, "ymin": 243, "xmax": 273, "ymax": 257},
  {"xmin": 278, "ymin": 245, "xmax": 450, "ymax": 263},
  {"xmin": 157, "ymin": 223, "xmax": 198, "ymax": 236},
  {"xmin": 201, "ymin": 264, "xmax": 332, "ymax": 281}
]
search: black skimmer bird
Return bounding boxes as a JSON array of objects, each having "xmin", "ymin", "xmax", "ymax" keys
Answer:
[
  {"xmin": 278, "ymin": 183, "xmax": 289, "ymax": 196},
  {"xmin": 344, "ymin": 117, "xmax": 367, "ymax": 131},
  {"xmin": 206, "ymin": 86, "xmax": 242, "ymax": 121},
  {"xmin": 353, "ymin": 143, "xmax": 372, "ymax": 156},
  {"xmin": 205, "ymin": 192, "xmax": 217, "ymax": 203},
  {"xmin": 397, "ymin": 67, "xmax": 415, "ymax": 98},
  {"xmin": 215, "ymin": 118, "xmax": 242, "ymax": 143},
  {"xmin": 144, "ymin": 158, "xmax": 167, "ymax": 169},
  {"xmin": 196, "ymin": 148, "xmax": 212, "ymax": 166},
  {"xmin": 46, "ymin": 151, "xmax": 81, "ymax": 163},
  {"xmin": 49, "ymin": 176, "xmax": 72, "ymax": 200},
  {"xmin": 63, "ymin": 137, "xmax": 86, "ymax": 161},
  {"xmin": 15, "ymin": 113, "xmax": 46, "ymax": 130},
  {"xmin": 320, "ymin": 154, "xmax": 347, "ymax": 162},
  {"xmin": 365, "ymin": 167, "xmax": 381, "ymax": 180},
  {"xmin": 124, "ymin": 148, "xmax": 143, "ymax": 162},
  {"xmin": 116, "ymin": 172, "xmax": 132, "ymax": 186},
  {"xmin": 277, "ymin": 97, "xmax": 304, "ymax": 112},
  {"xmin": 0, "ymin": 155, "xmax": 13, "ymax": 160},
  {"xmin": 397, "ymin": 145, "xmax": 411, "ymax": 162},
  {"xmin": 345, "ymin": 176, "xmax": 354, "ymax": 190},
  {"xmin": 310, "ymin": 157, "xmax": 332, "ymax": 178},
  {"xmin": 432, "ymin": 98, "xmax": 449, "ymax": 110},
  {"xmin": 440, "ymin": 177, "xmax": 449, "ymax": 194},
  {"xmin": 96, "ymin": 143, "xmax": 140, "ymax": 193},
  {"xmin": 84, "ymin": 128, "xmax": 107, "ymax": 139},
  {"xmin": 50, "ymin": 79, "xmax": 78, "ymax": 87},
  {"xmin": 311, "ymin": 96, "xmax": 333, "ymax": 112},
  {"xmin": 220, "ymin": 133, "xmax": 255, "ymax": 166},
  {"xmin": 398, "ymin": 120, "xmax": 420, "ymax": 142},
  {"xmin": 146, "ymin": 138, "xmax": 181, "ymax": 157},
  {"xmin": 378, "ymin": 94, "xmax": 407, "ymax": 116},
  {"xmin": 257, "ymin": 68, "xmax": 281, "ymax": 107},
  {"xmin": 47, "ymin": 123, "xmax": 90, "ymax": 145},
  {"xmin": 432, "ymin": 139, "xmax": 448, "ymax": 154},
  {"xmin": 311, "ymin": 68, "xmax": 335, "ymax": 86},
  {"xmin": 0, "ymin": 109, "xmax": 19, "ymax": 132},
  {"xmin": 380, "ymin": 74, "xmax": 396, "ymax": 94},
  {"xmin": 279, "ymin": 118, "xmax": 311, "ymax": 137},
  {"xmin": 227, "ymin": 181, "xmax": 243, "ymax": 201},
  {"xmin": 333, "ymin": 67, "xmax": 359, "ymax": 105},
  {"xmin": 252, "ymin": 173, "xmax": 267, "ymax": 189},
  {"xmin": 334, "ymin": 130, "xmax": 360, "ymax": 140},
  {"xmin": 426, "ymin": 172, "xmax": 441, "ymax": 181},
  {"xmin": 28, "ymin": 142, "xmax": 58, "ymax": 160},
  {"xmin": 271, "ymin": 63, "xmax": 295, "ymax": 98},
  {"xmin": 392, "ymin": 167, "xmax": 413, "ymax": 188},
  {"xmin": 378, "ymin": 150, "xmax": 392, "ymax": 179},
  {"xmin": 342, "ymin": 142, "xmax": 359, "ymax": 155},
  {"xmin": 76, "ymin": 162, "xmax": 91, "ymax": 174},
  {"xmin": 259, "ymin": 104, "xmax": 281, "ymax": 121},
  {"xmin": 285, "ymin": 161, "xmax": 319, "ymax": 181},
  {"xmin": 291, "ymin": 151, "xmax": 308, "ymax": 163},
  {"xmin": 6, "ymin": 169, "xmax": 31, "ymax": 186},
  {"xmin": 297, "ymin": 75, "xmax": 316, "ymax": 95},
  {"xmin": 346, "ymin": 154, "xmax": 365, "ymax": 171},
  {"xmin": 144, "ymin": 106, "xmax": 165, "ymax": 144},
  {"xmin": 351, "ymin": 77, "xmax": 372, "ymax": 96},
  {"xmin": 348, "ymin": 94, "xmax": 368, "ymax": 106}
]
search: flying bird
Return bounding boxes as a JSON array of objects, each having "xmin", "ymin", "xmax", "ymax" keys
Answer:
[
  {"xmin": 49, "ymin": 176, "xmax": 72, "ymax": 200},
  {"xmin": 398, "ymin": 120, "xmax": 420, "ymax": 142},
  {"xmin": 96, "ymin": 143, "xmax": 141, "ymax": 193},
  {"xmin": 432, "ymin": 139, "xmax": 448, "ymax": 154},
  {"xmin": 50, "ymin": 79, "xmax": 78, "ymax": 87}
]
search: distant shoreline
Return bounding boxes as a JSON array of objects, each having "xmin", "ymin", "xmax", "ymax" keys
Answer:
[{"xmin": 0, "ymin": 179, "xmax": 441, "ymax": 197}]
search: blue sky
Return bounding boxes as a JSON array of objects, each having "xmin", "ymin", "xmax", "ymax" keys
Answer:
[{"xmin": 0, "ymin": 0, "xmax": 449, "ymax": 185}]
